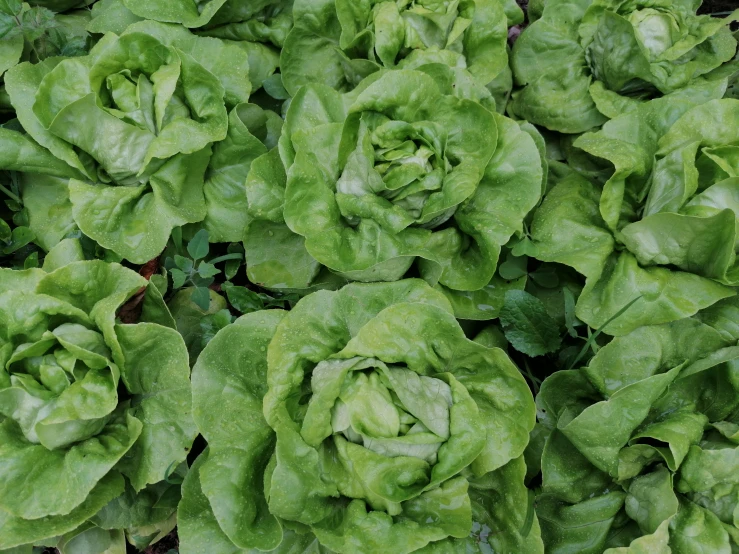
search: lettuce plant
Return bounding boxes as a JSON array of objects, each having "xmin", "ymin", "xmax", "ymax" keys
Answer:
[
  {"xmin": 0, "ymin": 21, "xmax": 256, "ymax": 263},
  {"xmin": 87, "ymin": 0, "xmax": 288, "ymax": 91},
  {"xmin": 0, "ymin": 260, "xmax": 197, "ymax": 550},
  {"xmin": 243, "ymin": 69, "xmax": 543, "ymax": 309},
  {"xmin": 523, "ymin": 91, "xmax": 739, "ymax": 335},
  {"xmin": 178, "ymin": 279, "xmax": 541, "ymax": 553},
  {"xmin": 280, "ymin": 0, "xmax": 520, "ymax": 110},
  {"xmin": 584, "ymin": 97, "xmax": 739, "ymax": 282},
  {"xmin": 531, "ymin": 305, "xmax": 739, "ymax": 552},
  {"xmin": 511, "ymin": 0, "xmax": 739, "ymax": 133}
]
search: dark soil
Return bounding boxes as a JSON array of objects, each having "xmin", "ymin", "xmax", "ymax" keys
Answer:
[
  {"xmin": 698, "ymin": 0, "xmax": 739, "ymax": 14},
  {"xmin": 140, "ymin": 530, "xmax": 179, "ymax": 554}
]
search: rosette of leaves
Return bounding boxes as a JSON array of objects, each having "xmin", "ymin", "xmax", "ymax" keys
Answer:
[
  {"xmin": 530, "ymin": 305, "xmax": 739, "ymax": 552},
  {"xmin": 178, "ymin": 279, "xmax": 541, "ymax": 553},
  {"xmin": 280, "ymin": 0, "xmax": 521, "ymax": 111},
  {"xmin": 521, "ymin": 89, "xmax": 739, "ymax": 336},
  {"xmin": 511, "ymin": 0, "xmax": 739, "ymax": 133},
  {"xmin": 243, "ymin": 69, "xmax": 543, "ymax": 311},
  {"xmin": 0, "ymin": 260, "xmax": 197, "ymax": 551},
  {"xmin": 0, "ymin": 21, "xmax": 255, "ymax": 263}
]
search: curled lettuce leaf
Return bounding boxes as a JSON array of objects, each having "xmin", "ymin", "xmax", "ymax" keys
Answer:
[
  {"xmin": 193, "ymin": 0, "xmax": 293, "ymax": 49},
  {"xmin": 118, "ymin": 0, "xmax": 293, "ymax": 43},
  {"xmin": 511, "ymin": 0, "xmax": 739, "ymax": 132},
  {"xmin": 179, "ymin": 279, "xmax": 540, "ymax": 553},
  {"xmin": 243, "ymin": 69, "xmax": 543, "ymax": 305},
  {"xmin": 199, "ymin": 102, "xmax": 283, "ymax": 243},
  {"xmin": 0, "ymin": 260, "xmax": 196, "ymax": 550},
  {"xmin": 532, "ymin": 313, "xmax": 739, "ymax": 552}
]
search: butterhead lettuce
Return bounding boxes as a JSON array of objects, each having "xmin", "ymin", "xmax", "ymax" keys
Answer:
[
  {"xmin": 243, "ymin": 69, "xmax": 543, "ymax": 305},
  {"xmin": 524, "ymin": 92, "xmax": 739, "ymax": 335},
  {"xmin": 511, "ymin": 0, "xmax": 739, "ymax": 133},
  {"xmin": 178, "ymin": 279, "xmax": 541, "ymax": 553},
  {"xmin": 280, "ymin": 0, "xmax": 518, "ymax": 111},
  {"xmin": 0, "ymin": 260, "xmax": 196, "ymax": 550},
  {"xmin": 0, "ymin": 21, "xmax": 252, "ymax": 263},
  {"xmin": 532, "ymin": 309, "xmax": 739, "ymax": 552}
]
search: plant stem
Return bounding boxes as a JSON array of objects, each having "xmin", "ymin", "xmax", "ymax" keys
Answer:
[
  {"xmin": 208, "ymin": 252, "xmax": 244, "ymax": 265},
  {"xmin": 567, "ymin": 296, "xmax": 642, "ymax": 370},
  {"xmin": 0, "ymin": 183, "xmax": 22, "ymax": 204}
]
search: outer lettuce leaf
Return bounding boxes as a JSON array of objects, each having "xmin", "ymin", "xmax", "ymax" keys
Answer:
[
  {"xmin": 0, "ymin": 35, "xmax": 23, "ymax": 79},
  {"xmin": 604, "ymin": 517, "xmax": 671, "ymax": 554},
  {"xmin": 537, "ymin": 491, "xmax": 626, "ymax": 553},
  {"xmin": 112, "ymin": 323, "xmax": 197, "ymax": 490},
  {"xmin": 527, "ymin": 172, "xmax": 615, "ymax": 280},
  {"xmin": 199, "ymin": 103, "xmax": 282, "ymax": 242},
  {"xmin": 0, "ymin": 473, "xmax": 125, "ymax": 550},
  {"xmin": 435, "ymin": 274, "xmax": 526, "ymax": 321},
  {"xmin": 118, "ymin": 20, "xmax": 253, "ymax": 106},
  {"xmin": 87, "ymin": 0, "xmax": 143, "ymax": 34},
  {"xmin": 120, "ymin": 0, "xmax": 291, "ymax": 38},
  {"xmin": 121, "ymin": 0, "xmax": 229, "ymax": 28},
  {"xmin": 18, "ymin": 174, "xmax": 78, "ymax": 253},
  {"xmin": 511, "ymin": 0, "xmax": 604, "ymax": 133},
  {"xmin": 696, "ymin": 296, "xmax": 739, "ymax": 343},
  {"xmin": 0, "ymin": 128, "xmax": 82, "ymax": 179},
  {"xmin": 90, "ymin": 478, "xmax": 182, "ymax": 547},
  {"xmin": 196, "ymin": 1, "xmax": 293, "ymax": 50},
  {"xmin": 462, "ymin": 456, "xmax": 544, "ymax": 554},
  {"xmin": 575, "ymin": 252, "xmax": 733, "ymax": 336},
  {"xmin": 53, "ymin": 523, "xmax": 127, "ymax": 554},
  {"xmin": 424, "ymin": 114, "xmax": 544, "ymax": 304},
  {"xmin": 88, "ymin": 1, "xmax": 289, "ymax": 90}
]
